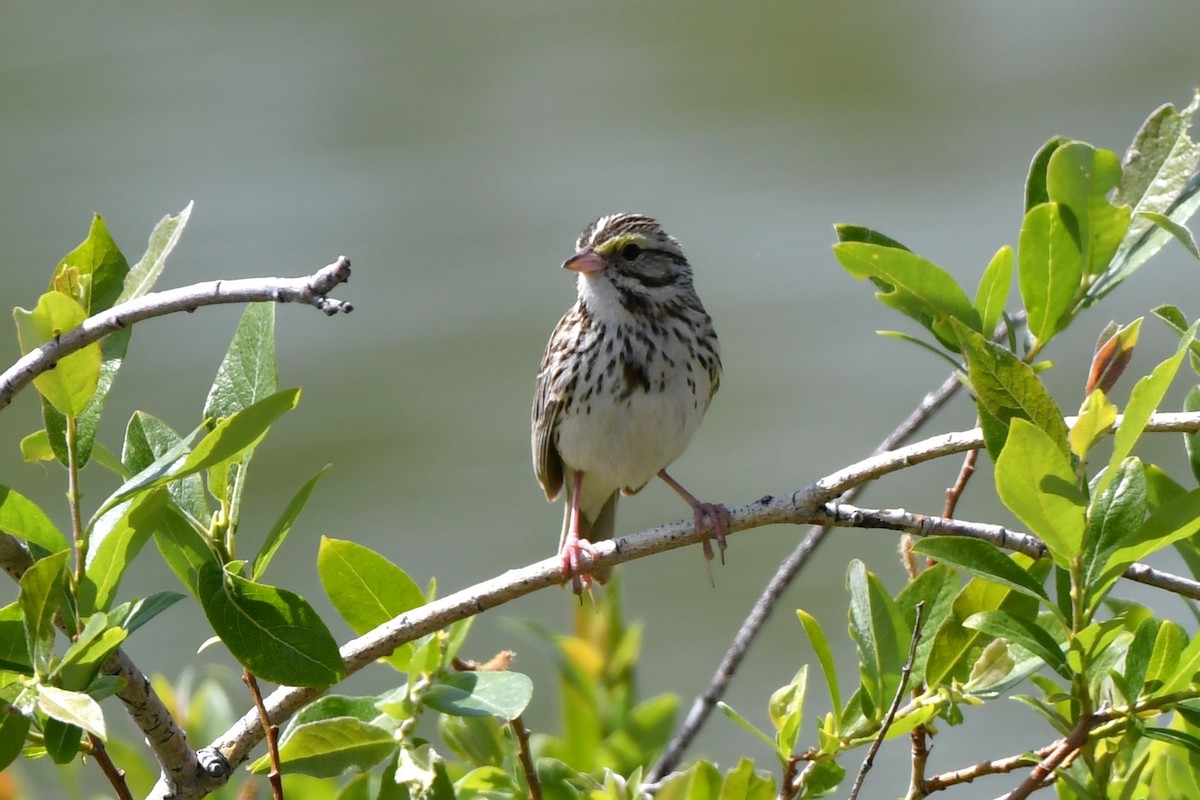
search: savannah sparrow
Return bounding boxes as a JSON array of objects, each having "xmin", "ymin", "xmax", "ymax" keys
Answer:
[{"xmin": 532, "ymin": 213, "xmax": 728, "ymax": 593}]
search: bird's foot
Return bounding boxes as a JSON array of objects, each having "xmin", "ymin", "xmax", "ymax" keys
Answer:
[
  {"xmin": 560, "ymin": 535, "xmax": 600, "ymax": 596},
  {"xmin": 694, "ymin": 502, "xmax": 732, "ymax": 567}
]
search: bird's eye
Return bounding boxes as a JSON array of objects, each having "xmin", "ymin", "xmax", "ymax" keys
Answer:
[{"xmin": 620, "ymin": 243, "xmax": 642, "ymax": 261}]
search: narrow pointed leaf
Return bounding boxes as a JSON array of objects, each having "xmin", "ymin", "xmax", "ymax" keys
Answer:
[
  {"xmin": 1141, "ymin": 211, "xmax": 1200, "ymax": 259},
  {"xmin": 253, "ymin": 465, "xmax": 330, "ymax": 580},
  {"xmin": 797, "ymin": 609, "xmax": 840, "ymax": 727},
  {"xmin": 117, "ymin": 202, "xmax": 192, "ymax": 303},
  {"xmin": 912, "ymin": 538, "xmax": 1049, "ymax": 602},
  {"xmin": 1098, "ymin": 324, "xmax": 1197, "ymax": 500},
  {"xmin": 846, "ymin": 560, "xmax": 908, "ymax": 719},
  {"xmin": 203, "ymin": 302, "xmax": 279, "ymax": 423},
  {"xmin": 1026, "ymin": 137, "xmax": 1068, "ymax": 212},
  {"xmin": 1099, "ymin": 488, "xmax": 1200, "ymax": 596},
  {"xmin": 80, "ymin": 489, "xmax": 169, "ymax": 614},
  {"xmin": 123, "ymin": 411, "xmax": 208, "ymax": 525},
  {"xmin": 974, "ymin": 245, "xmax": 1013, "ymax": 336}
]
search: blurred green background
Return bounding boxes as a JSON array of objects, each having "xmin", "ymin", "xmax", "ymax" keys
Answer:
[{"xmin": 2, "ymin": 2, "xmax": 1199, "ymax": 796}]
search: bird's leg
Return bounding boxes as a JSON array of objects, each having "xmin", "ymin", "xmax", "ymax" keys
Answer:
[
  {"xmin": 561, "ymin": 469, "xmax": 599, "ymax": 595},
  {"xmin": 658, "ymin": 469, "xmax": 730, "ymax": 566}
]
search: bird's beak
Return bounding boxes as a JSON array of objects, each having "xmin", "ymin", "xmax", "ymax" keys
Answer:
[{"xmin": 561, "ymin": 250, "xmax": 605, "ymax": 274}]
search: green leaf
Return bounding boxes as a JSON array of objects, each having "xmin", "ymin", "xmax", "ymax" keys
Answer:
[
  {"xmin": 1122, "ymin": 617, "xmax": 1158, "ymax": 703},
  {"xmin": 19, "ymin": 550, "xmax": 69, "ymax": 676},
  {"xmin": 153, "ymin": 505, "xmax": 219, "ymax": 596},
  {"xmin": 1091, "ymin": 93, "xmax": 1200, "ymax": 302},
  {"xmin": 203, "ymin": 303, "xmax": 279, "ymax": 424},
  {"xmin": 1186, "ymin": 387, "xmax": 1200, "ymax": 484},
  {"xmin": 197, "ymin": 563, "xmax": 344, "ymax": 686},
  {"xmin": 895, "ymin": 564, "xmax": 959, "ymax": 686},
  {"xmin": 1026, "ymin": 137, "xmax": 1068, "ymax": 212},
  {"xmin": 56, "ymin": 617, "xmax": 126, "ymax": 691},
  {"xmin": 797, "ymin": 609, "xmax": 840, "ymax": 731},
  {"xmin": 318, "ymin": 538, "xmax": 424, "ymax": 669},
  {"xmin": 833, "ymin": 242, "xmax": 980, "ymax": 349},
  {"xmin": 717, "ymin": 757, "xmax": 776, "ymax": 800},
  {"xmin": 1161, "ymin": 628, "xmax": 1200, "ymax": 694},
  {"xmin": 974, "ymin": 245, "xmax": 1013, "ymax": 336},
  {"xmin": 80, "ymin": 489, "xmax": 170, "ymax": 614},
  {"xmin": 1098, "ymin": 488, "xmax": 1200, "ymax": 597},
  {"xmin": 253, "ymin": 465, "xmax": 330, "ymax": 581},
  {"xmin": 768, "ymin": 666, "xmax": 806, "ymax": 760},
  {"xmin": 1144, "ymin": 620, "xmax": 1184, "ymax": 691},
  {"xmin": 123, "ymin": 412, "xmax": 208, "ymax": 526},
  {"xmin": 846, "ymin": 560, "xmax": 908, "ymax": 719},
  {"xmin": 107, "ymin": 592, "xmax": 185, "ymax": 636},
  {"xmin": 912, "ymin": 538, "xmax": 1049, "ymax": 602},
  {"xmin": 439, "ymin": 715, "xmax": 505, "ymax": 768},
  {"xmin": 423, "ymin": 671, "xmax": 534, "ymax": 720},
  {"xmin": 876, "ymin": 331, "xmax": 963, "ymax": 371},
  {"xmin": 964, "ymin": 610, "xmax": 1069, "ymax": 679},
  {"xmin": 116, "ymin": 203, "xmax": 192, "ymax": 304},
  {"xmin": 52, "ymin": 214, "xmax": 129, "ymax": 313},
  {"xmin": 950, "ymin": 318, "xmax": 1069, "ymax": 458},
  {"xmin": 1080, "ymin": 458, "xmax": 1146, "ymax": 611},
  {"xmin": 0, "ymin": 706, "xmax": 31, "ymax": 772},
  {"xmin": 101, "ymin": 388, "xmax": 299, "ymax": 516},
  {"xmin": 1141, "ymin": 211, "xmax": 1200, "ymax": 260},
  {"xmin": 1143, "ymin": 727, "xmax": 1200, "ymax": 756},
  {"xmin": 13, "ymin": 291, "xmax": 101, "ymax": 417},
  {"xmin": 1018, "ymin": 202, "xmax": 1083, "ymax": 348},
  {"xmin": 0, "ymin": 604, "xmax": 32, "ymax": 672},
  {"xmin": 1045, "ymin": 142, "xmax": 1130, "ymax": 277},
  {"xmin": 716, "ymin": 703, "xmax": 777, "ymax": 756},
  {"xmin": 833, "ymin": 224, "xmax": 912, "ymax": 250},
  {"xmin": 1098, "ymin": 325, "xmax": 1198, "ymax": 500},
  {"xmin": 995, "ymin": 419, "xmax": 1087, "ymax": 566},
  {"xmin": 42, "ymin": 717, "xmax": 83, "ymax": 764},
  {"xmin": 250, "ymin": 717, "xmax": 394, "ymax": 777},
  {"xmin": 0, "ymin": 486, "xmax": 68, "ymax": 553},
  {"xmin": 37, "ymin": 684, "xmax": 106, "ymax": 740},
  {"xmin": 1070, "ymin": 390, "xmax": 1117, "ymax": 461},
  {"xmin": 43, "ymin": 326, "xmax": 132, "ymax": 469},
  {"xmin": 925, "ymin": 572, "xmax": 1040, "ymax": 688}
]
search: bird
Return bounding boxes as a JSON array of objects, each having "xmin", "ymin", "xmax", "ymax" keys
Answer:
[{"xmin": 532, "ymin": 213, "xmax": 728, "ymax": 594}]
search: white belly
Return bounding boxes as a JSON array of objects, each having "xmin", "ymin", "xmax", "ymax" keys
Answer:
[{"xmin": 555, "ymin": 373, "xmax": 710, "ymax": 519}]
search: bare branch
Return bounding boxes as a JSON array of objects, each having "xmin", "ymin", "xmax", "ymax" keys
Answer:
[{"xmin": 0, "ymin": 257, "xmax": 352, "ymax": 411}]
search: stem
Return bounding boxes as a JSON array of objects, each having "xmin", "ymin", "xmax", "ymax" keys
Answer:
[
  {"xmin": 510, "ymin": 715, "xmax": 543, "ymax": 800},
  {"xmin": 88, "ymin": 733, "xmax": 135, "ymax": 800},
  {"xmin": 66, "ymin": 415, "xmax": 86, "ymax": 599},
  {"xmin": 243, "ymin": 669, "xmax": 284, "ymax": 800}
]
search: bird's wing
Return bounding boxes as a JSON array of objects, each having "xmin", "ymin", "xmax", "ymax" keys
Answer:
[{"xmin": 532, "ymin": 315, "xmax": 570, "ymax": 502}]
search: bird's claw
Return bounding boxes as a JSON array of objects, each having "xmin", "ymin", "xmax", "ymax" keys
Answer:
[
  {"xmin": 560, "ymin": 537, "xmax": 599, "ymax": 596},
  {"xmin": 695, "ymin": 502, "xmax": 731, "ymax": 566}
]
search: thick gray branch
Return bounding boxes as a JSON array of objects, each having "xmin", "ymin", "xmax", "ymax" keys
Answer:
[{"xmin": 0, "ymin": 257, "xmax": 352, "ymax": 411}]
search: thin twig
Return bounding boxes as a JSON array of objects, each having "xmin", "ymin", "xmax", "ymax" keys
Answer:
[
  {"xmin": 1004, "ymin": 715, "xmax": 1093, "ymax": 800},
  {"xmin": 648, "ymin": 369, "xmax": 967, "ymax": 782},
  {"xmin": 243, "ymin": 670, "xmax": 284, "ymax": 800},
  {"xmin": 943, "ymin": 446, "xmax": 978, "ymax": 520},
  {"xmin": 907, "ymin": 718, "xmax": 931, "ymax": 800},
  {"xmin": 847, "ymin": 602, "xmax": 927, "ymax": 800},
  {"xmin": 510, "ymin": 715, "xmax": 543, "ymax": 800},
  {"xmin": 817, "ymin": 503, "xmax": 1200, "ymax": 600},
  {"xmin": 88, "ymin": 733, "xmax": 135, "ymax": 800},
  {"xmin": 922, "ymin": 745, "xmax": 1051, "ymax": 793},
  {"xmin": 0, "ymin": 257, "xmax": 352, "ymax": 411}
]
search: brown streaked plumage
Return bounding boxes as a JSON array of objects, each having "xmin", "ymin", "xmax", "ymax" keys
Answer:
[{"xmin": 532, "ymin": 213, "xmax": 727, "ymax": 593}]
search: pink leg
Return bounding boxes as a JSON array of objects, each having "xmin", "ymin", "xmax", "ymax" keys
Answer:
[
  {"xmin": 658, "ymin": 469, "xmax": 730, "ymax": 568},
  {"xmin": 561, "ymin": 470, "xmax": 599, "ymax": 595}
]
